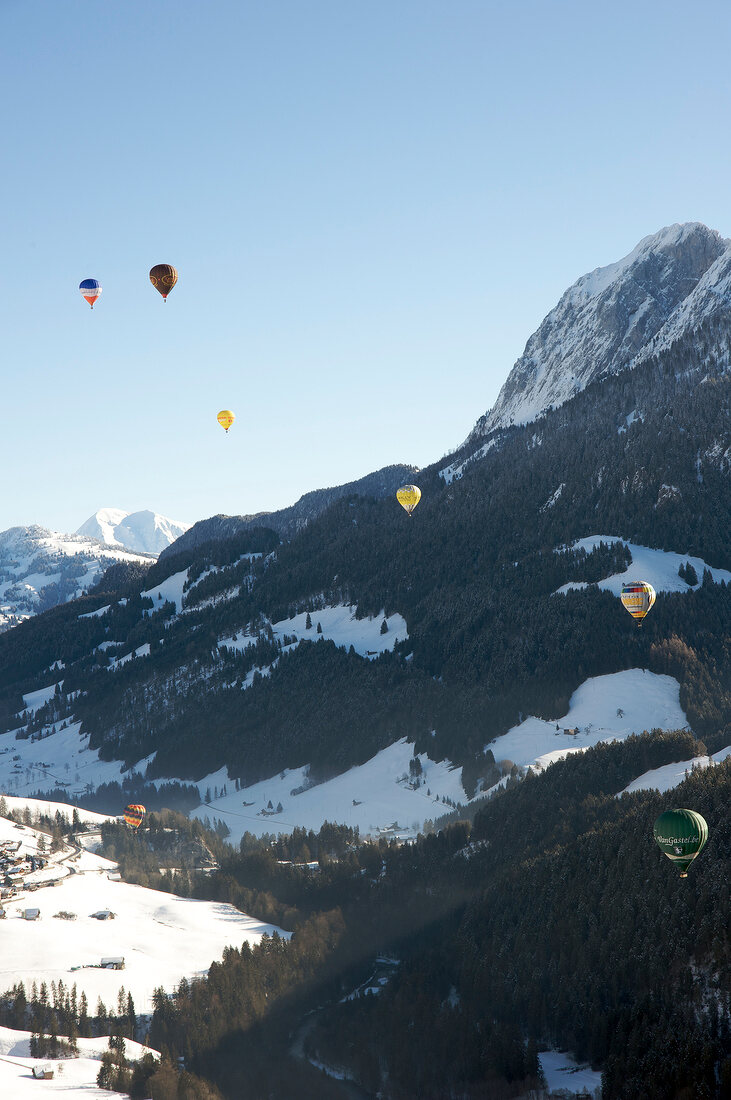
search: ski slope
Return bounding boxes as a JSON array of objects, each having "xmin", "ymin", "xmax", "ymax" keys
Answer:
[
  {"xmin": 192, "ymin": 669, "xmax": 691, "ymax": 843},
  {"xmin": 219, "ymin": 604, "xmax": 408, "ymax": 660}
]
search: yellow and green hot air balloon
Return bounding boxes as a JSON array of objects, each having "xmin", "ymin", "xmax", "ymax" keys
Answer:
[
  {"xmin": 149, "ymin": 264, "xmax": 178, "ymax": 302},
  {"xmin": 123, "ymin": 804, "xmax": 146, "ymax": 830},
  {"xmin": 396, "ymin": 484, "xmax": 421, "ymax": 517},
  {"xmin": 621, "ymin": 581, "xmax": 656, "ymax": 625},
  {"xmin": 217, "ymin": 410, "xmax": 235, "ymax": 433},
  {"xmin": 653, "ymin": 808, "xmax": 708, "ymax": 877}
]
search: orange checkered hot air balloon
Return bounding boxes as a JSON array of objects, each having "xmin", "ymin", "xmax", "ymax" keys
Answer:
[{"xmin": 123, "ymin": 804, "xmax": 146, "ymax": 830}]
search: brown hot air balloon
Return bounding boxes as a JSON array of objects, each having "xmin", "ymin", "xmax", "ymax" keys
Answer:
[{"xmin": 149, "ymin": 264, "xmax": 178, "ymax": 301}]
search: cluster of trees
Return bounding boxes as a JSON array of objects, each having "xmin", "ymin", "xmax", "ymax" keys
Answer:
[{"xmin": 0, "ymin": 979, "xmax": 134, "ymax": 1050}]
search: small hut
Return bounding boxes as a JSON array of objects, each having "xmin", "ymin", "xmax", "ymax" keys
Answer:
[{"xmin": 101, "ymin": 957, "xmax": 125, "ymax": 970}]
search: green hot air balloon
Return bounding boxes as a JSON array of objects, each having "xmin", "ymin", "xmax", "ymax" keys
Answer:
[{"xmin": 653, "ymin": 808, "xmax": 708, "ymax": 877}]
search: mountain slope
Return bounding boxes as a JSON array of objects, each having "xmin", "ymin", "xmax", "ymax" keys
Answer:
[{"xmin": 163, "ymin": 463, "xmax": 419, "ymax": 558}]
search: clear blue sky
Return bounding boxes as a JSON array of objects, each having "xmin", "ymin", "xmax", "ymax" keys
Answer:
[{"xmin": 2, "ymin": 0, "xmax": 731, "ymax": 532}]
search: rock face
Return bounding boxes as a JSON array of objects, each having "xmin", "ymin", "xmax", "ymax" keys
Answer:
[{"xmin": 471, "ymin": 222, "xmax": 729, "ymax": 438}]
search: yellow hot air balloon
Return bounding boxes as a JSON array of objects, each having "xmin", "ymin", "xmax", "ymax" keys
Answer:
[
  {"xmin": 217, "ymin": 410, "xmax": 235, "ymax": 433},
  {"xmin": 620, "ymin": 581, "xmax": 656, "ymax": 625},
  {"xmin": 396, "ymin": 484, "xmax": 421, "ymax": 516}
]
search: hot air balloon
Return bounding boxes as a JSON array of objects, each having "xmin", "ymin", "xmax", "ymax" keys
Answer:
[
  {"xmin": 149, "ymin": 264, "xmax": 178, "ymax": 301},
  {"xmin": 621, "ymin": 581, "xmax": 656, "ymax": 625},
  {"xmin": 653, "ymin": 808, "xmax": 708, "ymax": 877},
  {"xmin": 396, "ymin": 484, "xmax": 421, "ymax": 516},
  {"xmin": 123, "ymin": 804, "xmax": 146, "ymax": 830},
  {"xmin": 79, "ymin": 278, "xmax": 102, "ymax": 309},
  {"xmin": 217, "ymin": 410, "xmax": 235, "ymax": 433}
]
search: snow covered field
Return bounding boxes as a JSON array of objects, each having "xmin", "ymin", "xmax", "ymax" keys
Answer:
[
  {"xmin": 538, "ymin": 1049, "xmax": 602, "ymax": 1097},
  {"xmin": 189, "ymin": 669, "xmax": 696, "ymax": 844},
  {"xmin": 554, "ymin": 535, "xmax": 731, "ymax": 595},
  {"xmin": 0, "ymin": 819, "xmax": 287, "ymax": 1014},
  {"xmin": 618, "ymin": 745, "xmax": 731, "ymax": 796},
  {"xmin": 487, "ymin": 669, "xmax": 689, "ymax": 773},
  {"xmin": 0, "ymin": 716, "xmax": 142, "ymax": 801},
  {"xmin": 191, "ymin": 738, "xmax": 464, "ymax": 845},
  {"xmin": 271, "ymin": 604, "xmax": 408, "ymax": 657},
  {"xmin": 0, "ymin": 1025, "xmax": 156, "ymax": 1098},
  {"xmin": 218, "ymin": 603, "xmax": 408, "ymax": 660}
]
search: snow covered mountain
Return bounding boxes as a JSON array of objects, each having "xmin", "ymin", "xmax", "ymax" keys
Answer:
[
  {"xmin": 469, "ymin": 222, "xmax": 730, "ymax": 439},
  {"xmin": 0, "ymin": 525, "xmax": 152, "ymax": 632},
  {"xmin": 77, "ymin": 508, "xmax": 190, "ymax": 555}
]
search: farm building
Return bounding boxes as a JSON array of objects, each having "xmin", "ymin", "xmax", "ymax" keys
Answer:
[
  {"xmin": 101, "ymin": 957, "xmax": 125, "ymax": 970},
  {"xmin": 22, "ymin": 908, "xmax": 40, "ymax": 921}
]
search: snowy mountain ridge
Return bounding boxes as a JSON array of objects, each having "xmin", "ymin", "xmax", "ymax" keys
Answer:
[
  {"xmin": 467, "ymin": 221, "xmax": 731, "ymax": 442},
  {"xmin": 76, "ymin": 507, "xmax": 190, "ymax": 556},
  {"xmin": 0, "ymin": 525, "xmax": 152, "ymax": 633}
]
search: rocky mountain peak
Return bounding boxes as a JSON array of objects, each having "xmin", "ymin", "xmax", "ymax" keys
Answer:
[{"xmin": 469, "ymin": 222, "xmax": 730, "ymax": 440}]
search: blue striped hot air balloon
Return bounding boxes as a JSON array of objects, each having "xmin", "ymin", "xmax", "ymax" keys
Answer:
[{"xmin": 79, "ymin": 278, "xmax": 102, "ymax": 309}]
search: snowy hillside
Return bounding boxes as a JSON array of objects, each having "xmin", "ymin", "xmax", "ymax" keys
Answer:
[
  {"xmin": 187, "ymin": 669, "xmax": 694, "ymax": 844},
  {"xmin": 618, "ymin": 745, "xmax": 731, "ymax": 796},
  {"xmin": 77, "ymin": 508, "xmax": 190, "ymax": 556},
  {"xmin": 0, "ymin": 526, "xmax": 152, "ymax": 633},
  {"xmin": 466, "ymin": 222, "xmax": 730, "ymax": 439},
  {"xmin": 553, "ymin": 536, "xmax": 731, "ymax": 595},
  {"xmin": 0, "ymin": 1025, "xmax": 157, "ymax": 1098},
  {"xmin": 0, "ymin": 813, "xmax": 287, "ymax": 1014},
  {"xmin": 487, "ymin": 669, "xmax": 689, "ymax": 774}
]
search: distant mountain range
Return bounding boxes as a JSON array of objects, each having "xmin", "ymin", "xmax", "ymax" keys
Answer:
[
  {"xmin": 0, "ymin": 509, "xmax": 188, "ymax": 632},
  {"xmin": 76, "ymin": 508, "xmax": 190, "ymax": 556},
  {"xmin": 0, "ymin": 525, "xmax": 153, "ymax": 633}
]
